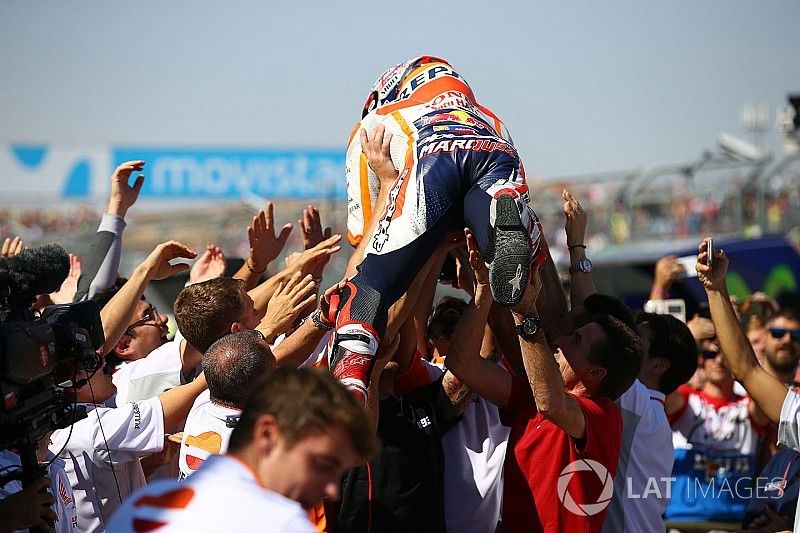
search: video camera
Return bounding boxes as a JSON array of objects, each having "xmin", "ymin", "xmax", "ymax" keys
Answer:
[{"xmin": 0, "ymin": 244, "xmax": 104, "ymax": 456}]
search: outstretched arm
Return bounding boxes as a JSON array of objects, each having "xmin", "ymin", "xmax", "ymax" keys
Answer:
[
  {"xmin": 697, "ymin": 238, "xmax": 785, "ymax": 423},
  {"xmin": 75, "ymin": 161, "xmax": 145, "ymax": 301},
  {"xmin": 444, "ymin": 229, "xmax": 512, "ymax": 407},
  {"xmin": 513, "ymin": 240, "xmax": 587, "ymax": 438},
  {"xmin": 562, "ymin": 189, "xmax": 596, "ymax": 307},
  {"xmin": 98, "ymin": 241, "xmax": 196, "ymax": 355}
]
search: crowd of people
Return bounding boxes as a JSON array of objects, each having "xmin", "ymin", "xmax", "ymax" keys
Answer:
[{"xmin": 2, "ymin": 56, "xmax": 800, "ymax": 533}]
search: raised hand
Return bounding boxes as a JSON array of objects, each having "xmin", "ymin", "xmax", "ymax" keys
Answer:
[
  {"xmin": 696, "ymin": 238, "xmax": 728, "ymax": 293},
  {"xmin": 651, "ymin": 256, "xmax": 686, "ymax": 297},
  {"xmin": 259, "ymin": 271, "xmax": 318, "ymax": 340},
  {"xmin": 1, "ymin": 236, "xmax": 24, "ymax": 257},
  {"xmin": 464, "ymin": 228, "xmax": 489, "ymax": 287},
  {"xmin": 299, "ymin": 205, "xmax": 330, "ymax": 249},
  {"xmin": 361, "ymin": 124, "xmax": 398, "ymax": 190},
  {"xmin": 107, "ymin": 160, "xmax": 146, "ymax": 217},
  {"xmin": 140, "ymin": 241, "xmax": 197, "ymax": 281},
  {"xmin": 299, "ymin": 204, "xmax": 333, "ymax": 280},
  {"xmin": 189, "ymin": 245, "xmax": 226, "ymax": 284},
  {"xmin": 50, "ymin": 253, "xmax": 83, "ymax": 304},
  {"xmin": 248, "ymin": 202, "xmax": 293, "ymax": 274},
  {"xmin": 289, "ymin": 233, "xmax": 342, "ymax": 278},
  {"xmin": 562, "ymin": 189, "xmax": 587, "ymax": 248}
]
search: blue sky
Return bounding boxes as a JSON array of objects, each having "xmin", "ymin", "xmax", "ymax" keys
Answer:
[{"xmin": 1, "ymin": 1, "xmax": 798, "ymax": 177}]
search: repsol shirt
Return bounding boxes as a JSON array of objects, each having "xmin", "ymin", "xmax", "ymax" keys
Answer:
[
  {"xmin": 107, "ymin": 454, "xmax": 314, "ymax": 532},
  {"xmin": 336, "ymin": 375, "xmax": 460, "ymax": 533},
  {"xmin": 178, "ymin": 390, "xmax": 240, "ymax": 479}
]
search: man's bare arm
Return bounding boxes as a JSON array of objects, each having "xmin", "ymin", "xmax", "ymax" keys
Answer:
[
  {"xmin": 513, "ymin": 262, "xmax": 586, "ymax": 439},
  {"xmin": 563, "ymin": 189, "xmax": 596, "ymax": 307},
  {"xmin": 444, "ymin": 229, "xmax": 512, "ymax": 407},
  {"xmin": 99, "ymin": 241, "xmax": 195, "ymax": 355},
  {"xmin": 697, "ymin": 238, "xmax": 785, "ymax": 423}
]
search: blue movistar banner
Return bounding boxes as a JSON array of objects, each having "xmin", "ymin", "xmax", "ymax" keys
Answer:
[{"xmin": 112, "ymin": 147, "xmax": 346, "ymax": 199}]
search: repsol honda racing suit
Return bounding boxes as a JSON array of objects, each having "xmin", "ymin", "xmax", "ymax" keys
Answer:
[{"xmin": 332, "ymin": 56, "xmax": 545, "ymax": 402}]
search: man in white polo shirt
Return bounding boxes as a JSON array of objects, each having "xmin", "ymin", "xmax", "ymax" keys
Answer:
[
  {"xmin": 48, "ymin": 352, "xmax": 208, "ymax": 532},
  {"xmin": 603, "ymin": 311, "xmax": 698, "ymax": 532},
  {"xmin": 178, "ymin": 330, "xmax": 275, "ymax": 478},
  {"xmin": 109, "ymin": 367, "xmax": 378, "ymax": 532}
]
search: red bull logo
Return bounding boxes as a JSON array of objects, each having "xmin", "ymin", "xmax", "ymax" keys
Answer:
[{"xmin": 424, "ymin": 110, "xmax": 492, "ymax": 132}]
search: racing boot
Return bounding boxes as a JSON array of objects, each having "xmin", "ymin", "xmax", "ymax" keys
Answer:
[
  {"xmin": 485, "ymin": 189, "xmax": 545, "ymax": 307},
  {"xmin": 327, "ymin": 285, "xmax": 380, "ymax": 404}
]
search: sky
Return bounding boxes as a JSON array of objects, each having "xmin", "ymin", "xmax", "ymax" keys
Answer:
[{"xmin": 1, "ymin": 1, "xmax": 798, "ymax": 179}]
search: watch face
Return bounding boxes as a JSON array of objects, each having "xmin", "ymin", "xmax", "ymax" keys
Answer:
[
  {"xmin": 578, "ymin": 258, "xmax": 593, "ymax": 273},
  {"xmin": 522, "ymin": 318, "xmax": 541, "ymax": 336}
]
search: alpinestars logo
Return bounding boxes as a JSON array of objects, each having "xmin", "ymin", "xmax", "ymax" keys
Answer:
[
  {"xmin": 557, "ymin": 459, "xmax": 614, "ymax": 516},
  {"xmin": 509, "ymin": 264, "xmax": 523, "ymax": 298},
  {"xmin": 372, "ymin": 169, "xmax": 407, "ymax": 252}
]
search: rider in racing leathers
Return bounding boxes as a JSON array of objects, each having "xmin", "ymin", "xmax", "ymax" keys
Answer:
[{"xmin": 332, "ymin": 56, "xmax": 545, "ymax": 402}]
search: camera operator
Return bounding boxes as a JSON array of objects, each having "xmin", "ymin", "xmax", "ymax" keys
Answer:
[
  {"xmin": 0, "ymin": 243, "xmax": 79, "ymax": 532},
  {"xmin": 44, "ymin": 241, "xmax": 210, "ymax": 532}
]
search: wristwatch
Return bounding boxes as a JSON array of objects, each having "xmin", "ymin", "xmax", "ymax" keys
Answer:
[
  {"xmin": 311, "ymin": 308, "xmax": 333, "ymax": 331},
  {"xmin": 569, "ymin": 257, "xmax": 593, "ymax": 274},
  {"xmin": 515, "ymin": 317, "xmax": 543, "ymax": 340}
]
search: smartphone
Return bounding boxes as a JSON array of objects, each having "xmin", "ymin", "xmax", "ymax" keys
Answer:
[
  {"xmin": 706, "ymin": 238, "xmax": 714, "ymax": 267},
  {"xmin": 439, "ymin": 255, "xmax": 457, "ymax": 284}
]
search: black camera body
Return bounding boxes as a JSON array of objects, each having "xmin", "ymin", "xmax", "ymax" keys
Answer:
[
  {"xmin": 0, "ymin": 302, "xmax": 104, "ymax": 450},
  {"xmin": 0, "ymin": 244, "xmax": 104, "ymax": 454}
]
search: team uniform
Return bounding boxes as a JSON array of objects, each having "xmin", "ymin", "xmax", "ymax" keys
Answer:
[
  {"xmin": 177, "ymin": 390, "xmax": 239, "ymax": 479},
  {"xmin": 48, "ymin": 396, "xmax": 165, "ymax": 532},
  {"xmin": 500, "ymin": 375, "xmax": 622, "ymax": 532},
  {"xmin": 108, "ymin": 454, "xmax": 315, "ymax": 532},
  {"xmin": 666, "ymin": 384, "xmax": 767, "ymax": 522},
  {"xmin": 603, "ymin": 379, "xmax": 673, "ymax": 533},
  {"xmin": 112, "ymin": 334, "xmax": 197, "ymax": 406},
  {"xmin": 332, "ymin": 56, "xmax": 545, "ymax": 401}
]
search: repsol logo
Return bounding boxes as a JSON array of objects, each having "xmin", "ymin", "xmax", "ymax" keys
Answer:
[
  {"xmin": 382, "ymin": 65, "xmax": 463, "ymax": 105},
  {"xmin": 419, "ymin": 139, "xmax": 518, "ymax": 159}
]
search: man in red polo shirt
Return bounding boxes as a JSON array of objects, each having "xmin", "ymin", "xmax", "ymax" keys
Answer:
[{"xmin": 445, "ymin": 229, "xmax": 642, "ymax": 532}]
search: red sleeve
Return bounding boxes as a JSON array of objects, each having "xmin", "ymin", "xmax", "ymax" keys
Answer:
[
  {"xmin": 394, "ymin": 355, "xmax": 434, "ymax": 396},
  {"xmin": 667, "ymin": 384, "xmax": 693, "ymax": 425},
  {"xmin": 573, "ymin": 396, "xmax": 622, "ymax": 476}
]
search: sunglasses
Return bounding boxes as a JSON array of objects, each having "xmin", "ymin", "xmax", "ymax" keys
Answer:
[
  {"xmin": 125, "ymin": 305, "xmax": 159, "ymax": 334},
  {"xmin": 769, "ymin": 328, "xmax": 800, "ymax": 342},
  {"xmin": 701, "ymin": 349, "xmax": 721, "ymax": 360}
]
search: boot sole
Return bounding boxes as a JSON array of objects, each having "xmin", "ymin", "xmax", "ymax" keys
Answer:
[{"xmin": 489, "ymin": 195, "xmax": 531, "ymax": 307}]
